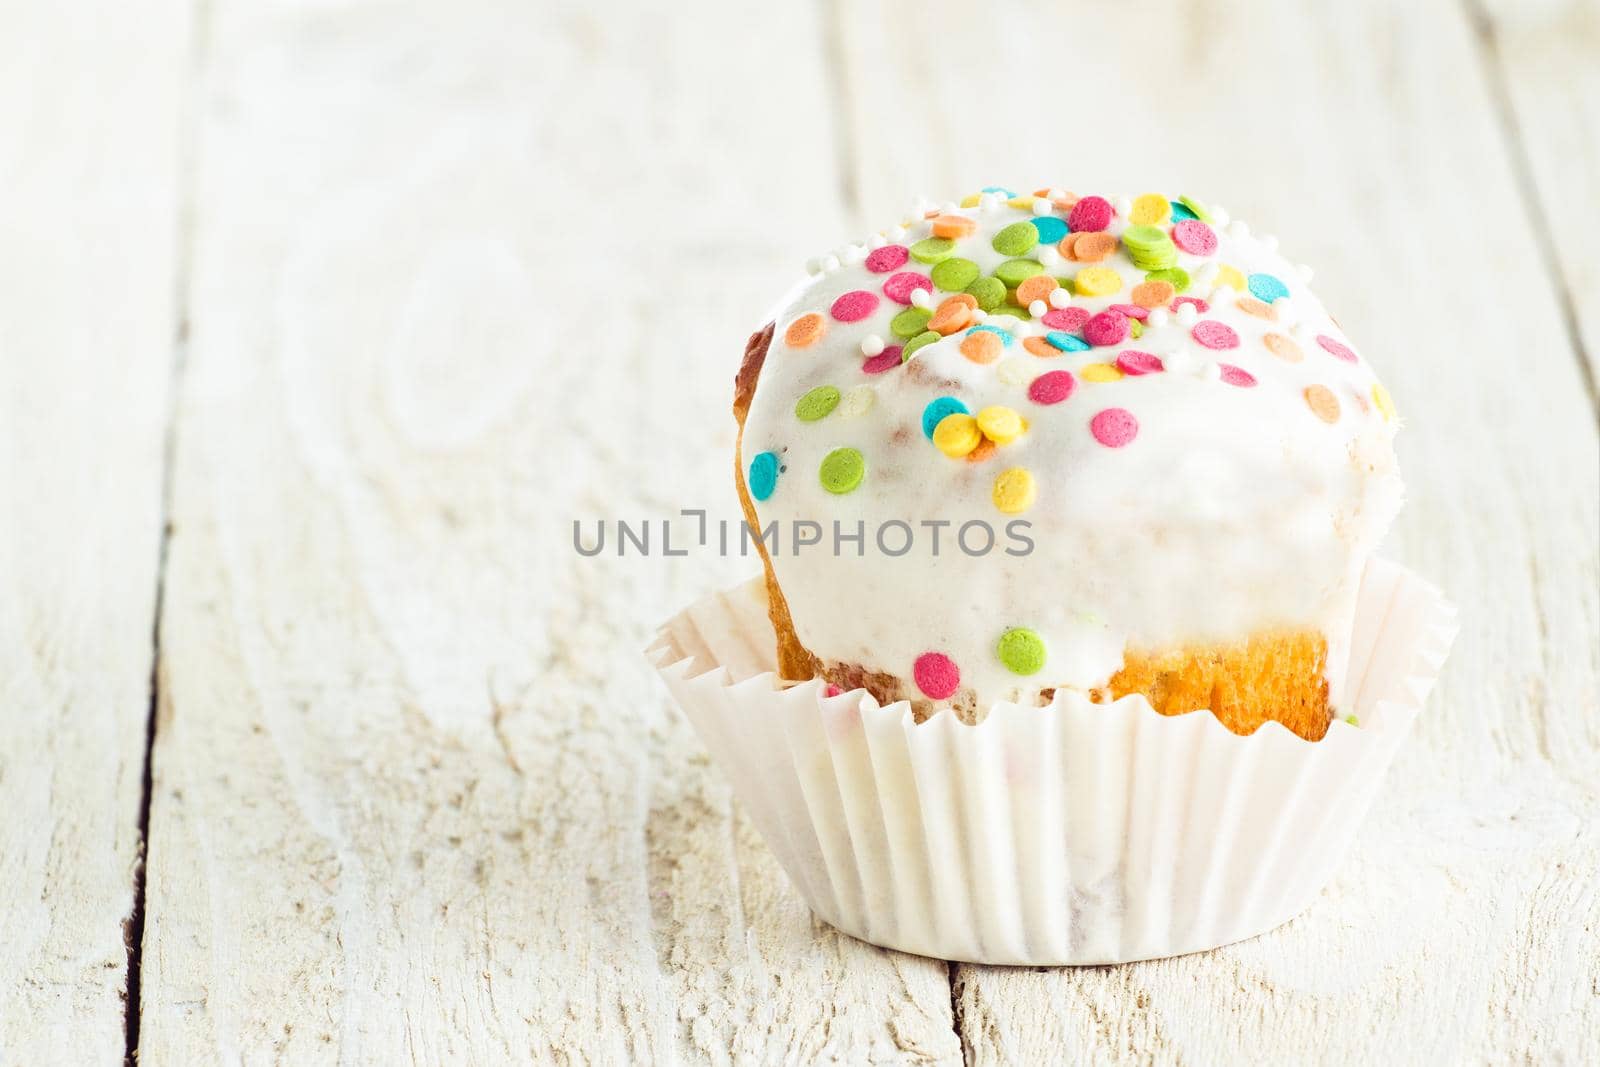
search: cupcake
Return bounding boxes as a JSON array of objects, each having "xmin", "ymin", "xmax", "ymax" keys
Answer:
[
  {"xmin": 733, "ymin": 188, "xmax": 1404, "ymax": 740},
  {"xmin": 654, "ymin": 186, "xmax": 1453, "ymax": 965}
]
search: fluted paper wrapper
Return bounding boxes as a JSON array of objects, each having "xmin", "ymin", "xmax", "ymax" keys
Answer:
[{"xmin": 648, "ymin": 560, "xmax": 1455, "ymax": 965}]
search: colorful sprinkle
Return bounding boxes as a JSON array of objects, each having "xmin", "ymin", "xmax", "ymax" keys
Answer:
[
  {"xmin": 1170, "ymin": 219, "xmax": 1218, "ymax": 256},
  {"xmin": 1171, "ymin": 295, "xmax": 1209, "ymax": 313},
  {"xmin": 748, "ymin": 451, "xmax": 780, "ymax": 501},
  {"xmin": 1262, "ymin": 332, "xmax": 1303, "ymax": 362},
  {"xmin": 1070, "ymin": 232, "xmax": 1117, "ymax": 263},
  {"xmin": 931, "ymin": 257, "xmax": 981, "ymax": 292},
  {"xmin": 1304, "ymin": 384, "xmax": 1341, "ymax": 423},
  {"xmin": 1235, "ymin": 296, "xmax": 1276, "ymax": 320},
  {"xmin": 910, "ymin": 237, "xmax": 956, "ymax": 264},
  {"xmin": 977, "ymin": 405, "xmax": 1026, "ymax": 444},
  {"xmin": 928, "ymin": 293, "xmax": 978, "ymax": 335},
  {"xmin": 865, "ymin": 245, "xmax": 909, "ymax": 273},
  {"xmin": 1121, "ymin": 225, "xmax": 1179, "ymax": 271},
  {"xmin": 1318, "ymin": 334, "xmax": 1358, "ymax": 363},
  {"xmin": 1176, "ymin": 195, "xmax": 1212, "ymax": 222},
  {"xmin": 1218, "ymin": 364, "xmax": 1257, "ymax": 387},
  {"xmin": 1068, "ymin": 195, "xmax": 1112, "ymax": 232},
  {"xmin": 1042, "ymin": 306, "xmax": 1090, "ymax": 331},
  {"xmin": 993, "ymin": 221, "xmax": 1040, "ymax": 256},
  {"xmin": 965, "ymin": 276, "xmax": 1006, "ymax": 310},
  {"xmin": 1116, "ymin": 350, "xmax": 1164, "ymax": 376},
  {"xmin": 1015, "ymin": 274, "xmax": 1059, "ymax": 308},
  {"xmin": 960, "ymin": 330, "xmax": 1004, "ymax": 364},
  {"xmin": 991, "ymin": 467, "xmax": 1037, "ymax": 515},
  {"xmin": 1022, "ymin": 336, "xmax": 1058, "ymax": 358},
  {"xmin": 831, "ymin": 290, "xmax": 879, "ymax": 323},
  {"xmin": 1108, "ymin": 303, "xmax": 1149, "ymax": 321},
  {"xmin": 1372, "ymin": 383, "xmax": 1397, "ymax": 421},
  {"xmin": 890, "ymin": 306, "xmax": 932, "ymax": 338},
  {"xmin": 1169, "ymin": 200, "xmax": 1198, "ymax": 221},
  {"xmin": 882, "ymin": 271, "xmax": 933, "ymax": 305},
  {"xmin": 1028, "ymin": 370, "xmax": 1076, "ymax": 405},
  {"xmin": 1083, "ymin": 310, "xmax": 1129, "ymax": 347},
  {"xmin": 1144, "ymin": 267, "xmax": 1190, "ymax": 292},
  {"xmin": 1191, "ymin": 320, "xmax": 1240, "ymax": 349},
  {"xmin": 1130, "ymin": 193, "xmax": 1170, "ymax": 226},
  {"xmin": 818, "ymin": 447, "xmax": 864, "ymax": 494},
  {"xmin": 1090, "ymin": 407, "xmax": 1139, "ymax": 447},
  {"xmin": 913, "ymin": 652, "xmax": 961, "ymax": 700},
  {"xmin": 931, "ymin": 214, "xmax": 977, "ymax": 239},
  {"xmin": 994, "ymin": 259, "xmax": 1047, "ymax": 287},
  {"xmin": 922, "ymin": 396, "xmax": 970, "ymax": 439},
  {"xmin": 1213, "ymin": 264, "xmax": 1246, "ymax": 294},
  {"xmin": 795, "ymin": 385, "xmax": 841, "ymax": 421},
  {"xmin": 933, "ymin": 413, "xmax": 982, "ymax": 457},
  {"xmin": 1248, "ymin": 273, "xmax": 1289, "ymax": 303},
  {"xmin": 1045, "ymin": 331, "xmax": 1090, "ymax": 352},
  {"xmin": 784, "ymin": 313, "xmax": 826, "ymax": 348},
  {"xmin": 1130, "ymin": 281, "xmax": 1175, "ymax": 309},
  {"xmin": 902, "ymin": 329, "xmax": 941, "ymax": 359},
  {"xmin": 862, "ymin": 345, "xmax": 904, "ymax": 373},
  {"xmin": 1031, "ymin": 216, "xmax": 1068, "ymax": 243},
  {"xmin": 1074, "ymin": 266, "xmax": 1123, "ymax": 297},
  {"xmin": 1080, "ymin": 362, "xmax": 1124, "ymax": 382},
  {"xmin": 996, "ymin": 627, "xmax": 1046, "ymax": 674}
]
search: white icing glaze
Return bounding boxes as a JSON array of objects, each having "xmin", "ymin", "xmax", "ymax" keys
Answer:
[{"xmin": 740, "ymin": 192, "xmax": 1402, "ymax": 710}]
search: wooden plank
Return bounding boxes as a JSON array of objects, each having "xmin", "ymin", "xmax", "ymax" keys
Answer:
[
  {"xmin": 0, "ymin": 4, "xmax": 189, "ymax": 1064},
  {"xmin": 833, "ymin": 0, "xmax": 1600, "ymax": 1062},
  {"xmin": 1474, "ymin": 0, "xmax": 1600, "ymax": 399},
  {"xmin": 139, "ymin": 1, "xmax": 959, "ymax": 1063}
]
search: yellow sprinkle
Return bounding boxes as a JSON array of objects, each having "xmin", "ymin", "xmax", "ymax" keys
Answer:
[
  {"xmin": 1080, "ymin": 362, "xmax": 1124, "ymax": 383},
  {"xmin": 976, "ymin": 405, "xmax": 1026, "ymax": 444},
  {"xmin": 1130, "ymin": 193, "xmax": 1169, "ymax": 225},
  {"xmin": 1007, "ymin": 195, "xmax": 1037, "ymax": 212},
  {"xmin": 1214, "ymin": 264, "xmax": 1247, "ymax": 294},
  {"xmin": 992, "ymin": 467, "xmax": 1037, "ymax": 514},
  {"xmin": 1372, "ymin": 382, "xmax": 1396, "ymax": 421},
  {"xmin": 960, "ymin": 192, "xmax": 982, "ymax": 208},
  {"xmin": 933, "ymin": 413, "xmax": 982, "ymax": 458},
  {"xmin": 1073, "ymin": 267, "xmax": 1124, "ymax": 297}
]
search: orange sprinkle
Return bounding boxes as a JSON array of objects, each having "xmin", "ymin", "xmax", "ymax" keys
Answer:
[
  {"xmin": 928, "ymin": 294, "xmax": 976, "ymax": 335},
  {"xmin": 1015, "ymin": 274, "xmax": 1059, "ymax": 307},
  {"xmin": 1304, "ymin": 384, "xmax": 1341, "ymax": 423},
  {"xmin": 1263, "ymin": 332, "xmax": 1304, "ymax": 362},
  {"xmin": 1074, "ymin": 232, "xmax": 1116, "ymax": 262},
  {"xmin": 1023, "ymin": 336, "xmax": 1058, "ymax": 358},
  {"xmin": 1236, "ymin": 296, "xmax": 1277, "ymax": 320},
  {"xmin": 1130, "ymin": 281, "xmax": 1175, "ymax": 309},
  {"xmin": 1058, "ymin": 234, "xmax": 1082, "ymax": 261},
  {"xmin": 931, "ymin": 214, "xmax": 977, "ymax": 239},
  {"xmin": 966, "ymin": 436, "xmax": 998, "ymax": 464},
  {"xmin": 959, "ymin": 330, "xmax": 1003, "ymax": 364},
  {"xmin": 784, "ymin": 312, "xmax": 825, "ymax": 348}
]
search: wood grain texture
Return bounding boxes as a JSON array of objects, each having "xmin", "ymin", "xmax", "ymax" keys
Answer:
[
  {"xmin": 0, "ymin": 3, "xmax": 188, "ymax": 1063},
  {"xmin": 829, "ymin": 0, "xmax": 1600, "ymax": 1062},
  {"xmin": 1475, "ymin": 0, "xmax": 1600, "ymax": 396},
  {"xmin": 139, "ymin": 1, "xmax": 959, "ymax": 1063}
]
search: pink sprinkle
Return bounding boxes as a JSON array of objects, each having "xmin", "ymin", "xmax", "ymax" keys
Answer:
[
  {"xmin": 1090, "ymin": 407, "xmax": 1139, "ymax": 448},
  {"xmin": 1068, "ymin": 195, "xmax": 1113, "ymax": 233},
  {"xmin": 1171, "ymin": 220, "xmax": 1218, "ymax": 256},
  {"xmin": 1172, "ymin": 296, "xmax": 1210, "ymax": 313},
  {"xmin": 882, "ymin": 271, "xmax": 933, "ymax": 305},
  {"xmin": 1191, "ymin": 320, "xmax": 1240, "ymax": 350},
  {"xmin": 1083, "ymin": 309, "xmax": 1129, "ymax": 347},
  {"xmin": 1109, "ymin": 303, "xmax": 1149, "ymax": 320},
  {"xmin": 1218, "ymin": 363, "xmax": 1257, "ymax": 387},
  {"xmin": 913, "ymin": 652, "xmax": 961, "ymax": 700},
  {"xmin": 831, "ymin": 290, "xmax": 879, "ymax": 322},
  {"xmin": 862, "ymin": 346, "xmax": 903, "ymax": 374},
  {"xmin": 1116, "ymin": 350, "xmax": 1164, "ymax": 376},
  {"xmin": 865, "ymin": 245, "xmax": 909, "ymax": 273},
  {"xmin": 1318, "ymin": 334, "xmax": 1358, "ymax": 362},
  {"xmin": 823, "ymin": 684, "xmax": 843, "ymax": 698},
  {"xmin": 1042, "ymin": 306, "xmax": 1090, "ymax": 331},
  {"xmin": 1028, "ymin": 370, "xmax": 1076, "ymax": 405}
]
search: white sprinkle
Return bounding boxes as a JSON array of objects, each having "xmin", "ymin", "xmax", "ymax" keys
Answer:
[
  {"xmin": 1046, "ymin": 187, "xmax": 1066, "ymax": 201},
  {"xmin": 1113, "ymin": 196, "xmax": 1132, "ymax": 217},
  {"xmin": 979, "ymin": 192, "xmax": 1000, "ymax": 212},
  {"xmin": 1297, "ymin": 262, "xmax": 1315, "ymax": 282},
  {"xmin": 1227, "ymin": 220, "xmax": 1250, "ymax": 239},
  {"xmin": 840, "ymin": 385, "xmax": 876, "ymax": 417},
  {"xmin": 910, "ymin": 287, "xmax": 932, "ymax": 309},
  {"xmin": 939, "ymin": 201, "xmax": 958, "ymax": 214},
  {"xmin": 1176, "ymin": 302, "xmax": 1200, "ymax": 325},
  {"xmin": 1038, "ymin": 245, "xmax": 1063, "ymax": 269},
  {"xmin": 1210, "ymin": 205, "xmax": 1231, "ymax": 227},
  {"xmin": 1198, "ymin": 360, "xmax": 1222, "ymax": 381},
  {"xmin": 971, "ymin": 309, "xmax": 988, "ymax": 323},
  {"xmin": 1032, "ymin": 198, "xmax": 1053, "ymax": 216},
  {"xmin": 891, "ymin": 224, "xmax": 909, "ymax": 240},
  {"xmin": 1194, "ymin": 261, "xmax": 1219, "ymax": 285},
  {"xmin": 1028, "ymin": 299, "xmax": 1049, "ymax": 317},
  {"xmin": 868, "ymin": 233, "xmax": 888, "ymax": 250},
  {"xmin": 1261, "ymin": 234, "xmax": 1280, "ymax": 252},
  {"xmin": 843, "ymin": 244, "xmax": 866, "ymax": 265},
  {"xmin": 1211, "ymin": 284, "xmax": 1237, "ymax": 305},
  {"xmin": 860, "ymin": 334, "xmax": 885, "ymax": 357},
  {"xmin": 821, "ymin": 254, "xmax": 841, "ymax": 273},
  {"xmin": 1147, "ymin": 307, "xmax": 1170, "ymax": 329},
  {"xmin": 1048, "ymin": 287, "xmax": 1073, "ymax": 309}
]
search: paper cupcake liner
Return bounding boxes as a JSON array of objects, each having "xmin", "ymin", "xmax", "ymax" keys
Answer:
[{"xmin": 647, "ymin": 559, "xmax": 1456, "ymax": 965}]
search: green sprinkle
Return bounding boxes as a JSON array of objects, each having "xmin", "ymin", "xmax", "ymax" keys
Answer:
[
  {"xmin": 902, "ymin": 330, "xmax": 940, "ymax": 360},
  {"xmin": 993, "ymin": 258, "xmax": 1046, "ymax": 287},
  {"xmin": 992, "ymin": 221, "xmax": 1039, "ymax": 256},
  {"xmin": 965, "ymin": 276, "xmax": 1007, "ymax": 310},
  {"xmin": 996, "ymin": 628, "xmax": 1046, "ymax": 675},
  {"xmin": 1001, "ymin": 294, "xmax": 1033, "ymax": 318},
  {"xmin": 890, "ymin": 306, "xmax": 933, "ymax": 339},
  {"xmin": 1122, "ymin": 224, "xmax": 1178, "ymax": 270},
  {"xmin": 818, "ymin": 447, "xmax": 865, "ymax": 494},
  {"xmin": 1177, "ymin": 195, "xmax": 1212, "ymax": 223},
  {"xmin": 1344, "ymin": 714, "xmax": 1360, "ymax": 727},
  {"xmin": 910, "ymin": 237, "xmax": 955, "ymax": 264},
  {"xmin": 794, "ymin": 385, "xmax": 840, "ymax": 422},
  {"xmin": 1056, "ymin": 276, "xmax": 1076, "ymax": 295},
  {"xmin": 931, "ymin": 256, "xmax": 981, "ymax": 291},
  {"xmin": 1129, "ymin": 319, "xmax": 1143, "ymax": 339},
  {"xmin": 1144, "ymin": 267, "xmax": 1190, "ymax": 293},
  {"xmin": 1120, "ymin": 225, "xmax": 1169, "ymax": 250}
]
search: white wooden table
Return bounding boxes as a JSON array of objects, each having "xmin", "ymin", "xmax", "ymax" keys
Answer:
[{"xmin": 2, "ymin": 0, "xmax": 1597, "ymax": 1063}]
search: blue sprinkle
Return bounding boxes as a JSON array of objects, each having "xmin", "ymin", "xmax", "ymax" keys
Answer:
[
  {"xmin": 1030, "ymin": 216, "xmax": 1068, "ymax": 243},
  {"xmin": 1046, "ymin": 331, "xmax": 1090, "ymax": 353},
  {"xmin": 982, "ymin": 185, "xmax": 1016, "ymax": 198},
  {"xmin": 748, "ymin": 452, "xmax": 780, "ymax": 501},
  {"xmin": 921, "ymin": 396, "xmax": 970, "ymax": 439},
  {"xmin": 1248, "ymin": 273, "xmax": 1290, "ymax": 303},
  {"xmin": 1169, "ymin": 200, "xmax": 1198, "ymax": 221},
  {"xmin": 965, "ymin": 324, "xmax": 1014, "ymax": 345}
]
